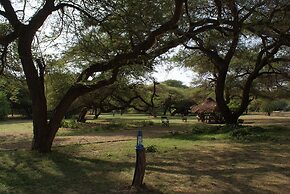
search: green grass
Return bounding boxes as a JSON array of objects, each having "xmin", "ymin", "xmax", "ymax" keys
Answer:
[
  {"xmin": 2, "ymin": 137, "xmax": 290, "ymax": 193},
  {"xmin": 0, "ymin": 120, "xmax": 32, "ymax": 148},
  {"xmin": 0, "ymin": 149, "xmax": 134, "ymax": 194},
  {"xmin": 0, "ymin": 120, "xmax": 32, "ymax": 133},
  {"xmin": 1, "ymin": 115, "xmax": 290, "ymax": 193},
  {"xmin": 166, "ymin": 123, "xmax": 290, "ymax": 143}
]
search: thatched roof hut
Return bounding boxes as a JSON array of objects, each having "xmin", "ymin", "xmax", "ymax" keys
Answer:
[
  {"xmin": 191, "ymin": 97, "xmax": 224, "ymax": 123},
  {"xmin": 191, "ymin": 97, "xmax": 219, "ymax": 113}
]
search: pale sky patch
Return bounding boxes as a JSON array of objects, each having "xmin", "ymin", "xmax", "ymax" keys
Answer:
[{"xmin": 152, "ymin": 64, "xmax": 196, "ymax": 86}]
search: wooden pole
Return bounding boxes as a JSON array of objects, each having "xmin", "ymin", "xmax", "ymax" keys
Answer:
[{"xmin": 132, "ymin": 148, "xmax": 146, "ymax": 187}]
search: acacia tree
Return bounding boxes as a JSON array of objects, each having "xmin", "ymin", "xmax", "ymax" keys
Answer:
[
  {"xmin": 158, "ymin": 81, "xmax": 197, "ymax": 115},
  {"xmin": 71, "ymin": 79, "xmax": 160, "ymax": 121},
  {"xmin": 0, "ymin": 0, "xmax": 186, "ymax": 152},
  {"xmin": 94, "ymin": 80, "xmax": 160, "ymax": 117},
  {"xmin": 179, "ymin": 0, "xmax": 290, "ymax": 124}
]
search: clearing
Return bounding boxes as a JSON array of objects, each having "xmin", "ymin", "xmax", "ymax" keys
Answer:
[{"xmin": 0, "ymin": 114, "xmax": 290, "ymax": 193}]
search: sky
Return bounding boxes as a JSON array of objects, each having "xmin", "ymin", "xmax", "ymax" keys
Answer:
[{"xmin": 152, "ymin": 64, "xmax": 196, "ymax": 86}]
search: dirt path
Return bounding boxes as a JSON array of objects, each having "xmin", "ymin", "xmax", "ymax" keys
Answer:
[
  {"xmin": 55, "ymin": 125, "xmax": 183, "ymax": 146},
  {"xmin": 0, "ymin": 125, "xmax": 177, "ymax": 151}
]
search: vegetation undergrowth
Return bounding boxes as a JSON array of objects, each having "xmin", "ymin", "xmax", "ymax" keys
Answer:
[
  {"xmin": 168, "ymin": 123, "xmax": 290, "ymax": 142},
  {"xmin": 61, "ymin": 119, "xmax": 79, "ymax": 129},
  {"xmin": 59, "ymin": 118, "xmax": 156, "ymax": 136}
]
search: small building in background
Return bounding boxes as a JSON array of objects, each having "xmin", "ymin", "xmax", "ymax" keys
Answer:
[{"xmin": 191, "ymin": 97, "xmax": 224, "ymax": 124}]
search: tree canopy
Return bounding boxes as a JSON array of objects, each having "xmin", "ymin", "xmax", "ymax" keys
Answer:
[
  {"xmin": 0, "ymin": 0, "xmax": 187, "ymax": 152},
  {"xmin": 174, "ymin": 0, "xmax": 290, "ymax": 123}
]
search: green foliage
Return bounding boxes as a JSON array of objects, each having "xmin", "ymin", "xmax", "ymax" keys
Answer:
[
  {"xmin": 191, "ymin": 124, "xmax": 281, "ymax": 142},
  {"xmin": 272, "ymin": 100, "xmax": 289, "ymax": 111},
  {"xmin": 46, "ymin": 67, "xmax": 76, "ymax": 111},
  {"xmin": 260, "ymin": 99, "xmax": 289, "ymax": 115},
  {"xmin": 248, "ymin": 99, "xmax": 263, "ymax": 112},
  {"xmin": 104, "ymin": 121, "xmax": 128, "ymax": 130},
  {"xmin": 146, "ymin": 145, "xmax": 158, "ymax": 153},
  {"xmin": 191, "ymin": 124, "xmax": 277, "ymax": 142},
  {"xmin": 227, "ymin": 100, "xmax": 240, "ymax": 112},
  {"xmin": 172, "ymin": 0, "xmax": 290, "ymax": 123},
  {"xmin": 0, "ymin": 92, "xmax": 10, "ymax": 120},
  {"xmin": 162, "ymin": 80, "xmax": 188, "ymax": 88},
  {"xmin": 191, "ymin": 124, "xmax": 234, "ymax": 135},
  {"xmin": 0, "ymin": 76, "xmax": 32, "ymax": 118},
  {"xmin": 189, "ymin": 124, "xmax": 285, "ymax": 142},
  {"xmin": 261, "ymin": 101, "xmax": 273, "ymax": 115},
  {"xmin": 61, "ymin": 120, "xmax": 78, "ymax": 129},
  {"xmin": 157, "ymin": 83, "xmax": 197, "ymax": 115},
  {"xmin": 230, "ymin": 126, "xmax": 270, "ymax": 141}
]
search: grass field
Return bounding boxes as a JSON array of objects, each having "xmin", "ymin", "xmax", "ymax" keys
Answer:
[{"xmin": 0, "ymin": 114, "xmax": 290, "ymax": 193}]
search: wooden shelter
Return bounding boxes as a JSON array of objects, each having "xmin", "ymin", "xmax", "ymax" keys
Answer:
[{"xmin": 191, "ymin": 97, "xmax": 224, "ymax": 123}]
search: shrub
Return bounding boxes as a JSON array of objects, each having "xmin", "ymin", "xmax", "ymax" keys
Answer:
[
  {"xmin": 146, "ymin": 145, "xmax": 158, "ymax": 153},
  {"xmin": 230, "ymin": 126, "xmax": 267, "ymax": 141},
  {"xmin": 104, "ymin": 121, "xmax": 127, "ymax": 130},
  {"xmin": 190, "ymin": 124, "xmax": 276, "ymax": 142},
  {"xmin": 248, "ymin": 99, "xmax": 263, "ymax": 112},
  {"xmin": 192, "ymin": 124, "xmax": 227, "ymax": 134},
  {"xmin": 61, "ymin": 119, "xmax": 78, "ymax": 129},
  {"xmin": 0, "ymin": 92, "xmax": 10, "ymax": 120},
  {"xmin": 261, "ymin": 99, "xmax": 289, "ymax": 115},
  {"xmin": 228, "ymin": 100, "xmax": 240, "ymax": 112},
  {"xmin": 272, "ymin": 100, "xmax": 289, "ymax": 111},
  {"xmin": 261, "ymin": 100, "xmax": 275, "ymax": 115}
]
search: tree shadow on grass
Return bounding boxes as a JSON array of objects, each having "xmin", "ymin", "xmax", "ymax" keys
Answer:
[
  {"xmin": 0, "ymin": 119, "xmax": 32, "ymax": 125},
  {"xmin": 145, "ymin": 142, "xmax": 290, "ymax": 193},
  {"xmin": 0, "ymin": 150, "xmax": 162, "ymax": 194}
]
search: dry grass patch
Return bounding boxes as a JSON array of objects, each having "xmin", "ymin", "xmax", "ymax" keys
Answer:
[{"xmin": 144, "ymin": 140, "xmax": 290, "ymax": 193}]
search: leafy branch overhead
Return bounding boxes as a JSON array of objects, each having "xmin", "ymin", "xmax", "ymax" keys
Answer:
[
  {"xmin": 0, "ymin": 0, "xmax": 187, "ymax": 152},
  {"xmin": 173, "ymin": 0, "xmax": 290, "ymax": 124}
]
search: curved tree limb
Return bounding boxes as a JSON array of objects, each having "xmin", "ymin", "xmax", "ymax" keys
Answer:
[
  {"xmin": 77, "ymin": 0, "xmax": 185, "ymax": 82},
  {"xmin": 0, "ymin": 1, "xmax": 22, "ymax": 28}
]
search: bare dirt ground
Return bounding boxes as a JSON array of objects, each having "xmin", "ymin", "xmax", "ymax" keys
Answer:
[
  {"xmin": 241, "ymin": 114, "xmax": 290, "ymax": 126},
  {"xmin": 0, "ymin": 125, "xmax": 176, "ymax": 150},
  {"xmin": 54, "ymin": 125, "xmax": 173, "ymax": 147}
]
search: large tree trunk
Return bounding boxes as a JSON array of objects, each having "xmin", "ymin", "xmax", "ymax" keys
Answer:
[
  {"xmin": 216, "ymin": 69, "xmax": 258, "ymax": 124},
  {"xmin": 215, "ymin": 66, "xmax": 239, "ymax": 124},
  {"xmin": 77, "ymin": 107, "xmax": 88, "ymax": 123},
  {"xmin": 94, "ymin": 107, "xmax": 101, "ymax": 119},
  {"xmin": 18, "ymin": 31, "xmax": 53, "ymax": 152},
  {"xmin": 17, "ymin": 26, "xmax": 79, "ymax": 152}
]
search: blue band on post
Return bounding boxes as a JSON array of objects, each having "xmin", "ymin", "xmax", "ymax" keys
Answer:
[{"xmin": 136, "ymin": 130, "xmax": 143, "ymax": 150}]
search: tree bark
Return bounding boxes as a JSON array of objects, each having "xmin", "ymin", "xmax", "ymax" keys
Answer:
[
  {"xmin": 215, "ymin": 65, "xmax": 239, "ymax": 124},
  {"xmin": 132, "ymin": 149, "xmax": 146, "ymax": 187},
  {"xmin": 93, "ymin": 107, "xmax": 101, "ymax": 119},
  {"xmin": 18, "ymin": 29, "xmax": 51, "ymax": 152},
  {"xmin": 77, "ymin": 107, "xmax": 88, "ymax": 123}
]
